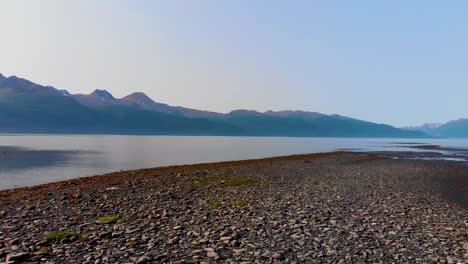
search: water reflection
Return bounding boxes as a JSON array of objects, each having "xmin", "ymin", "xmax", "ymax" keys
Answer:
[
  {"xmin": 0, "ymin": 135, "xmax": 467, "ymax": 190},
  {"xmin": 0, "ymin": 147, "xmax": 98, "ymax": 171}
]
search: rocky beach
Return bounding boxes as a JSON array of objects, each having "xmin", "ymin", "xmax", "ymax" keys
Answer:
[{"xmin": 0, "ymin": 152, "xmax": 467, "ymax": 263}]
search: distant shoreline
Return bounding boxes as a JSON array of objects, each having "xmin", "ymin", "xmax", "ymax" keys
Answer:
[{"xmin": 0, "ymin": 132, "xmax": 439, "ymax": 138}]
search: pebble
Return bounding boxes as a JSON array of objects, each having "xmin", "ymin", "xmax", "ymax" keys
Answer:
[{"xmin": 207, "ymin": 251, "xmax": 218, "ymax": 258}]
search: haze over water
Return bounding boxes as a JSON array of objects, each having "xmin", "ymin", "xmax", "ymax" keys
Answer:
[{"xmin": 1, "ymin": 134, "xmax": 467, "ymax": 190}]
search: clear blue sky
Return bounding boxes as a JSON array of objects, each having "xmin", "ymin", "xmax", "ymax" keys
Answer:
[{"xmin": 0, "ymin": 1, "xmax": 467, "ymax": 126}]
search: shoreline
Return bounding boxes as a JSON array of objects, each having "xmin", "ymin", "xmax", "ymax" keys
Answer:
[
  {"xmin": 1, "ymin": 150, "xmax": 467, "ymax": 209},
  {"xmin": 1, "ymin": 150, "xmax": 466, "ymax": 198},
  {"xmin": 0, "ymin": 151, "xmax": 350, "ymax": 196},
  {"xmin": 0, "ymin": 151, "xmax": 467, "ymax": 263}
]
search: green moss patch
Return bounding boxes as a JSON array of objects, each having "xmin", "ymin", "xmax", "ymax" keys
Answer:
[
  {"xmin": 210, "ymin": 202, "xmax": 220, "ymax": 209},
  {"xmin": 97, "ymin": 215, "xmax": 119, "ymax": 224},
  {"xmin": 44, "ymin": 231, "xmax": 79, "ymax": 243},
  {"xmin": 191, "ymin": 177, "xmax": 256, "ymax": 187},
  {"xmin": 38, "ymin": 246, "xmax": 49, "ymax": 253},
  {"xmin": 231, "ymin": 200, "xmax": 249, "ymax": 207},
  {"xmin": 127, "ymin": 241, "xmax": 138, "ymax": 248},
  {"xmin": 223, "ymin": 178, "xmax": 256, "ymax": 186}
]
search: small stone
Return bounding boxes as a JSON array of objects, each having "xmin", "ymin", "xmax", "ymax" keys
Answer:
[
  {"xmin": 207, "ymin": 252, "xmax": 218, "ymax": 258},
  {"xmin": 167, "ymin": 237, "xmax": 180, "ymax": 245},
  {"xmin": 136, "ymin": 255, "xmax": 152, "ymax": 263},
  {"xmin": 9, "ymin": 238, "xmax": 20, "ymax": 245},
  {"xmin": 191, "ymin": 250, "xmax": 203, "ymax": 255},
  {"xmin": 446, "ymin": 256, "xmax": 454, "ymax": 263},
  {"xmin": 99, "ymin": 232, "xmax": 112, "ymax": 239},
  {"xmin": 463, "ymin": 242, "xmax": 468, "ymax": 251}
]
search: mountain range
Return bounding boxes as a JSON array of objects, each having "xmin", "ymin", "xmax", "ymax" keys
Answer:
[
  {"xmin": 0, "ymin": 73, "xmax": 430, "ymax": 137},
  {"xmin": 402, "ymin": 120, "xmax": 468, "ymax": 138}
]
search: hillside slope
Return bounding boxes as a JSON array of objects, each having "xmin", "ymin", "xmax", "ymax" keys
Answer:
[{"xmin": 0, "ymin": 73, "xmax": 427, "ymax": 138}]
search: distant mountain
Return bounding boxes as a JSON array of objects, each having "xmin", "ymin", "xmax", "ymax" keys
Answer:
[
  {"xmin": 433, "ymin": 119, "xmax": 468, "ymax": 138},
  {"xmin": 406, "ymin": 119, "xmax": 468, "ymax": 138},
  {"xmin": 121, "ymin": 92, "xmax": 178, "ymax": 114},
  {"xmin": 0, "ymin": 74, "xmax": 98, "ymax": 133},
  {"xmin": 0, "ymin": 73, "xmax": 428, "ymax": 138},
  {"xmin": 74, "ymin": 90, "xmax": 180, "ymax": 115},
  {"xmin": 264, "ymin": 110, "xmax": 325, "ymax": 119},
  {"xmin": 221, "ymin": 110, "xmax": 425, "ymax": 138},
  {"xmin": 0, "ymin": 75, "xmax": 237, "ymax": 135},
  {"xmin": 401, "ymin": 123, "xmax": 443, "ymax": 135},
  {"xmin": 73, "ymin": 89, "xmax": 119, "ymax": 108},
  {"xmin": 414, "ymin": 118, "xmax": 468, "ymax": 138},
  {"xmin": 174, "ymin": 106, "xmax": 224, "ymax": 118}
]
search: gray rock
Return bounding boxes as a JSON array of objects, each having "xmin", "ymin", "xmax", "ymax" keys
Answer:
[{"xmin": 6, "ymin": 252, "xmax": 30, "ymax": 262}]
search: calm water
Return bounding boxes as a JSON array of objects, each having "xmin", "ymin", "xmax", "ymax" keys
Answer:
[{"xmin": 1, "ymin": 134, "xmax": 467, "ymax": 190}]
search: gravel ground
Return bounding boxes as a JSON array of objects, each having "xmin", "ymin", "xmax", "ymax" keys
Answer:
[{"xmin": 0, "ymin": 152, "xmax": 467, "ymax": 263}]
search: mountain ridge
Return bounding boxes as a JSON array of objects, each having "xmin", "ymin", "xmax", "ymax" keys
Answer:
[
  {"xmin": 0, "ymin": 73, "xmax": 428, "ymax": 138},
  {"xmin": 405, "ymin": 119, "xmax": 468, "ymax": 138}
]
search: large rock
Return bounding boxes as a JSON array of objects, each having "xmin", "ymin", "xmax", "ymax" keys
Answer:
[{"xmin": 6, "ymin": 252, "xmax": 30, "ymax": 262}]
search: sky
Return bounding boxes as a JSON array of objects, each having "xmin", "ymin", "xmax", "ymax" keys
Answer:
[{"xmin": 0, "ymin": 1, "xmax": 467, "ymax": 127}]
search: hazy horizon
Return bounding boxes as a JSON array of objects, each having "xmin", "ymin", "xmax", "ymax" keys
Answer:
[{"xmin": 1, "ymin": 1, "xmax": 467, "ymax": 127}]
